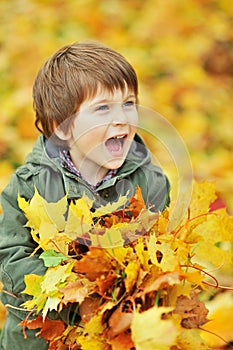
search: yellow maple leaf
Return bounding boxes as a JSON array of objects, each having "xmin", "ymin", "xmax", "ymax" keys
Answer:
[
  {"xmin": 89, "ymin": 227, "xmax": 124, "ymax": 248},
  {"xmin": 78, "ymin": 335, "xmax": 106, "ymax": 350},
  {"xmin": 168, "ymin": 284, "xmax": 192, "ymax": 306},
  {"xmin": 22, "ymin": 274, "xmax": 47, "ymax": 312},
  {"xmin": 64, "ymin": 202, "xmax": 93, "ymax": 240},
  {"xmin": 41, "ymin": 262, "xmax": 74, "ymax": 294},
  {"xmin": 124, "ymin": 260, "xmax": 140, "ymax": 292},
  {"xmin": 18, "ymin": 188, "xmax": 67, "ymax": 230},
  {"xmin": 201, "ymin": 292, "xmax": 233, "ymax": 347},
  {"xmin": 135, "ymin": 237, "xmax": 150, "ymax": 271},
  {"xmin": 195, "ymin": 208, "xmax": 233, "ymax": 243},
  {"xmin": 69, "ymin": 196, "xmax": 94, "ymax": 225},
  {"xmin": 189, "ymin": 181, "xmax": 217, "ymax": 219},
  {"xmin": 84, "ymin": 313, "xmax": 104, "ymax": 336},
  {"xmin": 23, "ymin": 274, "xmax": 43, "ymax": 297},
  {"xmin": 148, "ymin": 235, "xmax": 179, "ymax": 272},
  {"xmin": 177, "ymin": 329, "xmax": 210, "ymax": 350},
  {"xmin": 93, "ymin": 192, "xmax": 129, "ymax": 218},
  {"xmin": 107, "ymin": 245, "xmax": 133, "ymax": 265},
  {"xmin": 131, "ymin": 306, "xmax": 178, "ymax": 350}
]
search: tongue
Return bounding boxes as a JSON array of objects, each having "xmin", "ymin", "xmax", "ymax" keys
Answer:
[{"xmin": 105, "ymin": 138, "xmax": 123, "ymax": 153}]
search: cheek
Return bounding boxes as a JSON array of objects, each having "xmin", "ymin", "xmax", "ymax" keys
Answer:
[
  {"xmin": 75, "ymin": 126, "xmax": 106, "ymax": 148},
  {"xmin": 128, "ymin": 111, "xmax": 138, "ymax": 128}
]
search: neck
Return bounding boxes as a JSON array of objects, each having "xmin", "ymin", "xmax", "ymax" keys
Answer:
[{"xmin": 69, "ymin": 152, "xmax": 108, "ymax": 186}]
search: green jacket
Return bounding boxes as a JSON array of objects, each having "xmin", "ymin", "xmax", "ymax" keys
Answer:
[{"xmin": 0, "ymin": 133, "xmax": 169, "ymax": 349}]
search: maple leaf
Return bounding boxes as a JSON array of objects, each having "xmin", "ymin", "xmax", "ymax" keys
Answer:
[
  {"xmin": 77, "ymin": 335, "xmax": 106, "ymax": 350},
  {"xmin": 64, "ymin": 204, "xmax": 93, "ymax": 240},
  {"xmin": 73, "ymin": 247, "xmax": 113, "ymax": 281},
  {"xmin": 22, "ymin": 274, "xmax": 47, "ymax": 312},
  {"xmin": 79, "ymin": 296, "xmax": 102, "ymax": 322},
  {"xmin": 43, "ymin": 295, "xmax": 61, "ymax": 319},
  {"xmin": 22, "ymin": 315, "xmax": 65, "ymax": 341},
  {"xmin": 124, "ymin": 260, "xmax": 140, "ymax": 292},
  {"xmin": 143, "ymin": 271, "xmax": 182, "ymax": 294},
  {"xmin": 192, "ymin": 208, "xmax": 233, "ymax": 271},
  {"xmin": 201, "ymin": 292, "xmax": 233, "ymax": 347},
  {"xmin": 41, "ymin": 263, "xmax": 74, "ymax": 294},
  {"xmin": 189, "ymin": 181, "xmax": 217, "ymax": 219},
  {"xmin": 19, "ymin": 181, "xmax": 233, "ymax": 349},
  {"xmin": 18, "ymin": 188, "xmax": 67, "ymax": 230},
  {"xmin": 23, "ymin": 273, "xmax": 43, "ymax": 297},
  {"xmin": 78, "ymin": 314, "xmax": 106, "ymax": 350},
  {"xmin": 126, "ymin": 185, "xmax": 146, "ymax": 217},
  {"xmin": 89, "ymin": 226, "xmax": 124, "ymax": 248},
  {"xmin": 69, "ymin": 196, "xmax": 94, "ymax": 224},
  {"xmin": 148, "ymin": 235, "xmax": 179, "ymax": 272},
  {"xmin": 107, "ymin": 332, "xmax": 135, "ymax": 350},
  {"xmin": 96, "ymin": 273, "xmax": 118, "ymax": 299},
  {"xmin": 60, "ymin": 279, "xmax": 91, "ymax": 305},
  {"xmin": 93, "ymin": 192, "xmax": 129, "ymax": 218},
  {"xmin": 134, "ymin": 237, "xmax": 150, "ymax": 271},
  {"xmin": 177, "ymin": 329, "xmax": 210, "ymax": 350},
  {"xmin": 39, "ymin": 249, "xmax": 67, "ymax": 267},
  {"xmin": 173, "ymin": 291, "xmax": 209, "ymax": 329},
  {"xmin": 107, "ymin": 302, "xmax": 133, "ymax": 339},
  {"xmin": 131, "ymin": 306, "xmax": 178, "ymax": 350}
]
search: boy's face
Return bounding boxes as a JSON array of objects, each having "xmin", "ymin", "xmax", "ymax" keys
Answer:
[{"xmin": 65, "ymin": 88, "xmax": 138, "ymax": 184}]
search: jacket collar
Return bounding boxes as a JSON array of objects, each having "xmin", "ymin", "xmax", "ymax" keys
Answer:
[{"xmin": 26, "ymin": 133, "xmax": 152, "ymax": 183}]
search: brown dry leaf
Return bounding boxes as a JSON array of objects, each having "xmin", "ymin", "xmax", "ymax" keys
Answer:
[
  {"xmin": 173, "ymin": 292, "xmax": 209, "ymax": 329},
  {"xmin": 107, "ymin": 302, "xmax": 133, "ymax": 339},
  {"xmin": 73, "ymin": 247, "xmax": 113, "ymax": 281},
  {"xmin": 79, "ymin": 296, "xmax": 102, "ymax": 322}
]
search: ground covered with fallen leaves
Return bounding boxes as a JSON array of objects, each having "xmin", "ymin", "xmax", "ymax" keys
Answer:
[{"xmin": 0, "ymin": 0, "xmax": 233, "ymax": 348}]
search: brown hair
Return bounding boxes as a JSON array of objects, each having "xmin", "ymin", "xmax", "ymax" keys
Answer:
[{"xmin": 33, "ymin": 41, "xmax": 138, "ymax": 144}]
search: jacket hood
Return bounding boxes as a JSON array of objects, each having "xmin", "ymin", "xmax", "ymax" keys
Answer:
[{"xmin": 25, "ymin": 133, "xmax": 153, "ymax": 176}]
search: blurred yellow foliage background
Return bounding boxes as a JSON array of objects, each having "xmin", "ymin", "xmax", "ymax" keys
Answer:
[
  {"xmin": 0, "ymin": 0, "xmax": 233, "ymax": 209},
  {"xmin": 0, "ymin": 0, "xmax": 232, "ymax": 345},
  {"xmin": 0, "ymin": 0, "xmax": 232, "ymax": 214}
]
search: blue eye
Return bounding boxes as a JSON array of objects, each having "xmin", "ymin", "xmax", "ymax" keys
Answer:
[
  {"xmin": 123, "ymin": 100, "xmax": 135, "ymax": 108},
  {"xmin": 96, "ymin": 104, "xmax": 109, "ymax": 111}
]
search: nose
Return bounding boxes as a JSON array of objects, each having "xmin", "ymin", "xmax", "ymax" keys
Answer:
[{"xmin": 111, "ymin": 105, "xmax": 128, "ymax": 126}]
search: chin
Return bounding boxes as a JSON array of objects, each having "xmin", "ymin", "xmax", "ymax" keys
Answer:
[{"xmin": 105, "ymin": 158, "xmax": 125, "ymax": 170}]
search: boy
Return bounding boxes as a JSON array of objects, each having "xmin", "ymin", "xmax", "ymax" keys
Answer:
[{"xmin": 0, "ymin": 41, "xmax": 170, "ymax": 349}]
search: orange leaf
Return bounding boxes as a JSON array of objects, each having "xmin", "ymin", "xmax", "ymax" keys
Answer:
[
  {"xmin": 73, "ymin": 247, "xmax": 113, "ymax": 281},
  {"xmin": 22, "ymin": 315, "xmax": 65, "ymax": 341},
  {"xmin": 108, "ymin": 332, "xmax": 135, "ymax": 350},
  {"xmin": 127, "ymin": 186, "xmax": 145, "ymax": 217}
]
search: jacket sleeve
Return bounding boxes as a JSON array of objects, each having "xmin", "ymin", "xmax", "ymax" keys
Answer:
[
  {"xmin": 140, "ymin": 164, "xmax": 170, "ymax": 212},
  {"xmin": 0, "ymin": 172, "xmax": 47, "ymax": 321}
]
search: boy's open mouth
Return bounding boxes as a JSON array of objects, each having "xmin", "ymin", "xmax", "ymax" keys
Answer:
[{"xmin": 105, "ymin": 134, "xmax": 127, "ymax": 155}]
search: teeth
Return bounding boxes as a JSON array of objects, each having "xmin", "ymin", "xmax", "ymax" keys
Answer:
[{"xmin": 115, "ymin": 135, "xmax": 125, "ymax": 139}]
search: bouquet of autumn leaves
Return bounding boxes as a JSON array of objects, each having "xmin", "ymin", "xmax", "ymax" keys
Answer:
[{"xmin": 18, "ymin": 181, "xmax": 233, "ymax": 350}]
